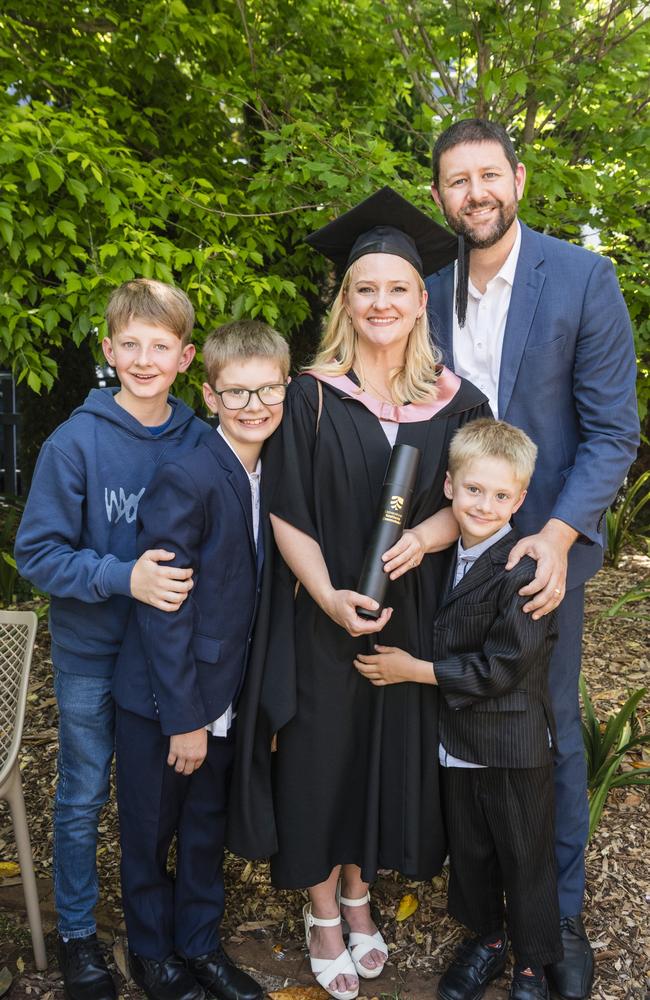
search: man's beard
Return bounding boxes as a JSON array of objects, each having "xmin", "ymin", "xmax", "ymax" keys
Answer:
[{"xmin": 442, "ymin": 195, "xmax": 518, "ymax": 250}]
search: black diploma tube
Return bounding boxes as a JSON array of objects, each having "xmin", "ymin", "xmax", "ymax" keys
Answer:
[{"xmin": 356, "ymin": 443, "xmax": 421, "ymax": 620}]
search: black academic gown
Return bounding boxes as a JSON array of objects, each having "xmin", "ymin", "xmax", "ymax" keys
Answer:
[{"xmin": 227, "ymin": 373, "xmax": 489, "ymax": 888}]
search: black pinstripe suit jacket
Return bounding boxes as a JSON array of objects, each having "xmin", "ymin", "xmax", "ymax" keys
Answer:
[{"xmin": 434, "ymin": 529, "xmax": 558, "ymax": 768}]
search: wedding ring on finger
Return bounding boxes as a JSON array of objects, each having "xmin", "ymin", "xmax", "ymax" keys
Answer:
[{"xmin": 554, "ymin": 588, "xmax": 562, "ymax": 595}]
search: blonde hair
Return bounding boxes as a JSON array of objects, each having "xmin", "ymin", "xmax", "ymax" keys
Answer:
[
  {"xmin": 448, "ymin": 418, "xmax": 538, "ymax": 487},
  {"xmin": 202, "ymin": 320, "xmax": 290, "ymax": 386},
  {"xmin": 308, "ymin": 258, "xmax": 442, "ymax": 404},
  {"xmin": 106, "ymin": 279, "xmax": 195, "ymax": 344}
]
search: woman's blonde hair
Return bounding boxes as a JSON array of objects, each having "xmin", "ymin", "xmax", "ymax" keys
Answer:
[{"xmin": 308, "ymin": 257, "xmax": 442, "ymax": 403}]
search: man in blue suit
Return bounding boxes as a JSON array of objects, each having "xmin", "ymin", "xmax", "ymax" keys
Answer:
[{"xmin": 426, "ymin": 119, "xmax": 639, "ymax": 1000}]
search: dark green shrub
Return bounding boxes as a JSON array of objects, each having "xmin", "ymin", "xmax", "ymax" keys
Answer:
[
  {"xmin": 580, "ymin": 675, "xmax": 650, "ymax": 839},
  {"xmin": 606, "ymin": 471, "xmax": 650, "ymax": 568}
]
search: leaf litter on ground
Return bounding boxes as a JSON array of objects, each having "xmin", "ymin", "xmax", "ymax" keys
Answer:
[{"xmin": 0, "ymin": 552, "xmax": 648, "ymax": 999}]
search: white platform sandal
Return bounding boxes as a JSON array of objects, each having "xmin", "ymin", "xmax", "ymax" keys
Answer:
[
  {"xmin": 303, "ymin": 903, "xmax": 359, "ymax": 1000},
  {"xmin": 339, "ymin": 890, "xmax": 388, "ymax": 980}
]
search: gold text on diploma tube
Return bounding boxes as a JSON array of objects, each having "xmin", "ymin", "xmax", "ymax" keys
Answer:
[{"xmin": 383, "ymin": 495, "xmax": 405, "ymax": 526}]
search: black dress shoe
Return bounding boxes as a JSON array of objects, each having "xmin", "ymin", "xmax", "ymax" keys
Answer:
[
  {"xmin": 185, "ymin": 944, "xmax": 264, "ymax": 1000},
  {"xmin": 510, "ymin": 971, "xmax": 550, "ymax": 1000},
  {"xmin": 58, "ymin": 934, "xmax": 117, "ymax": 1000},
  {"xmin": 438, "ymin": 934, "xmax": 509, "ymax": 1000},
  {"xmin": 129, "ymin": 951, "xmax": 205, "ymax": 1000},
  {"xmin": 545, "ymin": 916, "xmax": 594, "ymax": 1000}
]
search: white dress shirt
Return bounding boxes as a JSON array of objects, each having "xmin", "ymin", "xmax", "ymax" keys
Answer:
[
  {"xmin": 452, "ymin": 523, "xmax": 513, "ymax": 589},
  {"xmin": 206, "ymin": 427, "xmax": 261, "ymax": 737},
  {"xmin": 452, "ymin": 221, "xmax": 522, "ymax": 418}
]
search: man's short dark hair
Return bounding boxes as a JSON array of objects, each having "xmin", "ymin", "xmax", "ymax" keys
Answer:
[{"xmin": 432, "ymin": 119, "xmax": 519, "ymax": 184}]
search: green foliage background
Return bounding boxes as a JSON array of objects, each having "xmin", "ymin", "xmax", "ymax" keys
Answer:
[{"xmin": 1, "ymin": 0, "xmax": 648, "ymax": 427}]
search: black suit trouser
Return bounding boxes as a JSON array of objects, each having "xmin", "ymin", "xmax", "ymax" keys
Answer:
[
  {"xmin": 115, "ymin": 707, "xmax": 235, "ymax": 960},
  {"xmin": 442, "ymin": 763, "xmax": 563, "ymax": 967}
]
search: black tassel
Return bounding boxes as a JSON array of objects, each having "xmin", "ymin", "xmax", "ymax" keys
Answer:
[{"xmin": 455, "ymin": 235, "xmax": 469, "ymax": 328}]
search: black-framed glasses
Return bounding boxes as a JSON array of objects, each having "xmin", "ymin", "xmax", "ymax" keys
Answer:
[{"xmin": 213, "ymin": 383, "xmax": 288, "ymax": 410}]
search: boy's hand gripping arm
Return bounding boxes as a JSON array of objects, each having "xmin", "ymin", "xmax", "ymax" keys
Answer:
[{"xmin": 130, "ymin": 550, "xmax": 193, "ymax": 610}]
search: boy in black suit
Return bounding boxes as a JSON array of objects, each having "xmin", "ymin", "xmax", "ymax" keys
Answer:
[
  {"xmin": 112, "ymin": 321, "xmax": 290, "ymax": 1000},
  {"xmin": 355, "ymin": 418, "xmax": 562, "ymax": 1000}
]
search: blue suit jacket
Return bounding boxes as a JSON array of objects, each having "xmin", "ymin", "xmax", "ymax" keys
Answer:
[
  {"xmin": 426, "ymin": 222, "xmax": 639, "ymax": 589},
  {"xmin": 112, "ymin": 430, "xmax": 262, "ymax": 735}
]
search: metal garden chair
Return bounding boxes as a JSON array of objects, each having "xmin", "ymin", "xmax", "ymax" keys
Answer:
[{"xmin": 0, "ymin": 609, "xmax": 47, "ymax": 969}]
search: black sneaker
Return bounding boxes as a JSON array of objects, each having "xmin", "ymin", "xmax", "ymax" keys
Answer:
[
  {"xmin": 438, "ymin": 933, "xmax": 509, "ymax": 1000},
  {"xmin": 57, "ymin": 934, "xmax": 117, "ymax": 1000},
  {"xmin": 510, "ymin": 967, "xmax": 550, "ymax": 1000}
]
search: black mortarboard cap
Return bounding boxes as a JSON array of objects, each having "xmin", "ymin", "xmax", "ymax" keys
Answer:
[{"xmin": 305, "ymin": 185, "xmax": 459, "ymax": 281}]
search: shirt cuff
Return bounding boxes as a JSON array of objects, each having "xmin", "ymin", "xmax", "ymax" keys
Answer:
[{"xmin": 548, "ymin": 506, "xmax": 598, "ymax": 546}]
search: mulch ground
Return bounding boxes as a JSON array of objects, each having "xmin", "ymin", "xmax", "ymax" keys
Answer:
[{"xmin": 1, "ymin": 552, "xmax": 648, "ymax": 1000}]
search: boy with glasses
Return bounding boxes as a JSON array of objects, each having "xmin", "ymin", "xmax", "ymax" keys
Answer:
[{"xmin": 112, "ymin": 320, "xmax": 289, "ymax": 1000}]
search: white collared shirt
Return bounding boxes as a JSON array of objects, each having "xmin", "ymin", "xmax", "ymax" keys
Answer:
[
  {"xmin": 452, "ymin": 522, "xmax": 513, "ymax": 588},
  {"xmin": 206, "ymin": 428, "xmax": 261, "ymax": 738},
  {"xmin": 452, "ymin": 221, "xmax": 522, "ymax": 418},
  {"xmin": 217, "ymin": 426, "xmax": 261, "ymax": 545}
]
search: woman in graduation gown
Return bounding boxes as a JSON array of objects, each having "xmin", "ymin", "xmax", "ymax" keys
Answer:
[{"xmin": 227, "ymin": 188, "xmax": 490, "ymax": 1000}]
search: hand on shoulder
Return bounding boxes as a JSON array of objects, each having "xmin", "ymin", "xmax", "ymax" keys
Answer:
[{"xmin": 506, "ymin": 519, "xmax": 578, "ymax": 618}]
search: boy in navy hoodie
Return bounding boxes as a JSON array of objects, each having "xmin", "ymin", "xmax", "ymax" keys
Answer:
[{"xmin": 15, "ymin": 279, "xmax": 210, "ymax": 1000}]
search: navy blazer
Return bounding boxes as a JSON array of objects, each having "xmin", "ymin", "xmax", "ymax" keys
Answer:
[
  {"xmin": 112, "ymin": 431, "xmax": 262, "ymax": 736},
  {"xmin": 434, "ymin": 531, "xmax": 558, "ymax": 768},
  {"xmin": 426, "ymin": 222, "xmax": 639, "ymax": 589}
]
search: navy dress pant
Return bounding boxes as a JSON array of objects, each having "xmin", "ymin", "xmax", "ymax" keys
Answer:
[
  {"xmin": 115, "ymin": 707, "xmax": 235, "ymax": 960},
  {"xmin": 548, "ymin": 585, "xmax": 589, "ymax": 917}
]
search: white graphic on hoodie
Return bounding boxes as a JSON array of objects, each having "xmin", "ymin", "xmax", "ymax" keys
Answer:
[{"xmin": 104, "ymin": 487, "xmax": 145, "ymax": 524}]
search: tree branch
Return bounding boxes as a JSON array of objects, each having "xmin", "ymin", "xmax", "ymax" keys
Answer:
[
  {"xmin": 411, "ymin": 15, "xmax": 459, "ymax": 99},
  {"xmin": 472, "ymin": 13, "xmax": 489, "ymax": 117},
  {"xmin": 234, "ymin": 0, "xmax": 272, "ymax": 129},
  {"xmin": 522, "ymin": 90, "xmax": 539, "ymax": 144},
  {"xmin": 378, "ymin": 2, "xmax": 450, "ymax": 118}
]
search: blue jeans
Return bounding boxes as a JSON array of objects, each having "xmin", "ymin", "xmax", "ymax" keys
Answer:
[{"xmin": 53, "ymin": 669, "xmax": 115, "ymax": 939}]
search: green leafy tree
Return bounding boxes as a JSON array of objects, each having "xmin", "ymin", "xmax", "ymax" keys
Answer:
[{"xmin": 0, "ymin": 0, "xmax": 647, "ymax": 441}]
